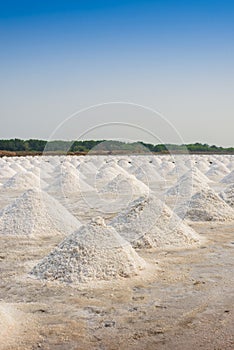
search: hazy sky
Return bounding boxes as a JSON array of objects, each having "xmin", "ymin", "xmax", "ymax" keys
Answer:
[{"xmin": 0, "ymin": 0, "xmax": 234, "ymax": 146}]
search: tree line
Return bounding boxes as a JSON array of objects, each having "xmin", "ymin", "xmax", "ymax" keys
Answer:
[{"xmin": 0, "ymin": 139, "xmax": 233, "ymax": 154}]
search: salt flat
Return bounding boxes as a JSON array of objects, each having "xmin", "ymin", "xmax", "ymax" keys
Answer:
[{"xmin": 0, "ymin": 154, "xmax": 233, "ymax": 349}]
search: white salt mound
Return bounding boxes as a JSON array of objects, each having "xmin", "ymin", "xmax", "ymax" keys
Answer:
[
  {"xmin": 30, "ymin": 217, "xmax": 145, "ymax": 283},
  {"xmin": 129, "ymin": 163, "xmax": 163, "ymax": 184},
  {"xmin": 166, "ymin": 167, "xmax": 211, "ymax": 198},
  {"xmin": 3, "ymin": 171, "xmax": 46, "ymax": 191},
  {"xmin": 176, "ymin": 188, "xmax": 234, "ymax": 222},
  {"xmin": 167, "ymin": 162, "xmax": 189, "ymax": 177},
  {"xmin": 77, "ymin": 161, "xmax": 97, "ymax": 175},
  {"xmin": 220, "ymin": 170, "xmax": 234, "ymax": 184},
  {"xmin": 100, "ymin": 173, "xmax": 149, "ymax": 197},
  {"xmin": 158, "ymin": 161, "xmax": 175, "ymax": 176},
  {"xmin": 194, "ymin": 160, "xmax": 210, "ymax": 174},
  {"xmin": 9, "ymin": 162, "xmax": 26, "ymax": 173},
  {"xmin": 111, "ymin": 194, "xmax": 200, "ymax": 249},
  {"xmin": 206, "ymin": 164, "xmax": 230, "ymax": 179},
  {"xmin": 220, "ymin": 184, "xmax": 234, "ymax": 207},
  {"xmin": 96, "ymin": 162, "xmax": 129, "ymax": 185},
  {"xmin": 0, "ymin": 166, "xmax": 16, "ymax": 180},
  {"xmin": 0, "ymin": 189, "xmax": 81, "ymax": 236},
  {"xmin": 0, "ymin": 304, "xmax": 14, "ymax": 334}
]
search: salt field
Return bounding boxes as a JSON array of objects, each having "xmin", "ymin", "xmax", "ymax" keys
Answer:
[{"xmin": 0, "ymin": 154, "xmax": 233, "ymax": 349}]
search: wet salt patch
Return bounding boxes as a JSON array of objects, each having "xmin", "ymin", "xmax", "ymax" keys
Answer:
[
  {"xmin": 0, "ymin": 303, "xmax": 25, "ymax": 341},
  {"xmin": 227, "ymin": 161, "xmax": 234, "ymax": 171},
  {"xmin": 166, "ymin": 167, "xmax": 211, "ymax": 198}
]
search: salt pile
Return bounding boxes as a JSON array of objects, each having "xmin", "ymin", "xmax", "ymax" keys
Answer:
[
  {"xmin": 47, "ymin": 169, "xmax": 93, "ymax": 195},
  {"xmin": 150, "ymin": 157, "xmax": 162, "ymax": 168},
  {"xmin": 30, "ymin": 217, "xmax": 145, "ymax": 283},
  {"xmin": 0, "ymin": 165, "xmax": 16, "ymax": 180},
  {"xmin": 77, "ymin": 161, "xmax": 97, "ymax": 176},
  {"xmin": 166, "ymin": 167, "xmax": 210, "ymax": 197},
  {"xmin": 94, "ymin": 162, "xmax": 135, "ymax": 189},
  {"xmin": 220, "ymin": 170, "xmax": 234, "ymax": 184},
  {"xmin": 206, "ymin": 163, "xmax": 230, "ymax": 180},
  {"xmin": 158, "ymin": 160, "xmax": 175, "ymax": 176},
  {"xmin": 8, "ymin": 162, "xmax": 26, "ymax": 173},
  {"xmin": 194, "ymin": 160, "xmax": 210, "ymax": 174},
  {"xmin": 3, "ymin": 171, "xmax": 46, "ymax": 191},
  {"xmin": 227, "ymin": 160, "xmax": 234, "ymax": 171},
  {"xmin": 176, "ymin": 188, "xmax": 234, "ymax": 222},
  {"xmin": 96, "ymin": 162, "xmax": 127, "ymax": 179},
  {"xmin": 129, "ymin": 163, "xmax": 163, "ymax": 184},
  {"xmin": 0, "ymin": 189, "xmax": 81, "ymax": 236},
  {"xmin": 111, "ymin": 194, "xmax": 200, "ymax": 249},
  {"xmin": 167, "ymin": 161, "xmax": 189, "ymax": 177},
  {"xmin": 220, "ymin": 184, "xmax": 234, "ymax": 207},
  {"xmin": 100, "ymin": 173, "xmax": 149, "ymax": 197}
]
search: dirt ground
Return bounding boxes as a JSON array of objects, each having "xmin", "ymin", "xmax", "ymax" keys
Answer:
[{"xmin": 0, "ymin": 222, "xmax": 233, "ymax": 350}]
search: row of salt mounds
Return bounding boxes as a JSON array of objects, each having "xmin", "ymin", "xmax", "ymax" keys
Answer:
[
  {"xmin": 30, "ymin": 217, "xmax": 146, "ymax": 283},
  {"xmin": 176, "ymin": 188, "xmax": 234, "ymax": 222},
  {"xmin": 0, "ymin": 189, "xmax": 81, "ymax": 236},
  {"xmin": 219, "ymin": 184, "xmax": 234, "ymax": 207},
  {"xmin": 3, "ymin": 171, "xmax": 47, "ymax": 191},
  {"xmin": 110, "ymin": 194, "xmax": 200, "ymax": 249},
  {"xmin": 220, "ymin": 169, "xmax": 234, "ymax": 184},
  {"xmin": 100, "ymin": 173, "xmax": 149, "ymax": 198},
  {"xmin": 166, "ymin": 167, "xmax": 211, "ymax": 198}
]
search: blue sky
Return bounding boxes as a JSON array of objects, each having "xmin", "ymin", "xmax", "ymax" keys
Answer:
[{"xmin": 0, "ymin": 0, "xmax": 234, "ymax": 145}]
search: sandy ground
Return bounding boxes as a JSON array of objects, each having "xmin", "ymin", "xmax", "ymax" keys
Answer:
[{"xmin": 0, "ymin": 222, "xmax": 233, "ymax": 350}]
